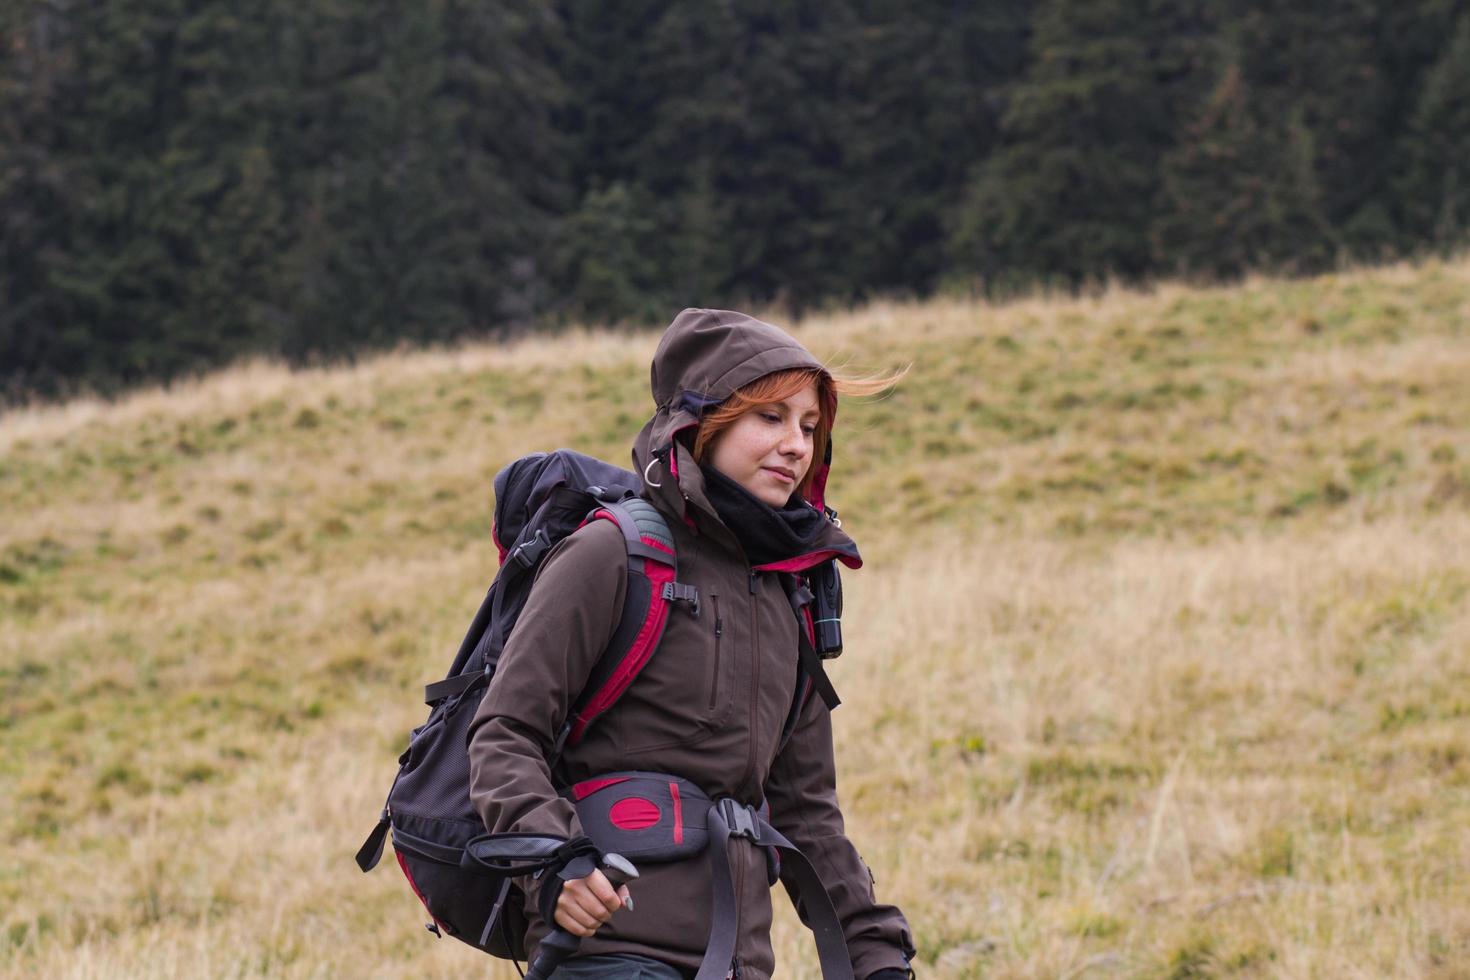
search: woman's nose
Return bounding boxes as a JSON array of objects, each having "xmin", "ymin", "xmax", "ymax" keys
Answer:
[{"xmin": 778, "ymin": 422, "xmax": 808, "ymax": 457}]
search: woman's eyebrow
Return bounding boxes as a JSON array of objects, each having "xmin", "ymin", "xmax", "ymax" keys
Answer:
[{"xmin": 766, "ymin": 398, "xmax": 819, "ymax": 418}]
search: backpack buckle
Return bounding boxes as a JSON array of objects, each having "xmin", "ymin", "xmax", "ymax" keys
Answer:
[
  {"xmin": 510, "ymin": 529, "xmax": 551, "ymax": 569},
  {"xmin": 717, "ymin": 798, "xmax": 758, "ymax": 842},
  {"xmin": 661, "ymin": 581, "xmax": 700, "ymax": 617}
]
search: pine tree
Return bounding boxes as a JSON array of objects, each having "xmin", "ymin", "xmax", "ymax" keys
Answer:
[
  {"xmin": 0, "ymin": 2, "xmax": 77, "ymax": 397},
  {"xmin": 633, "ymin": 0, "xmax": 870, "ymax": 309},
  {"xmin": 842, "ymin": 0, "xmax": 1031, "ymax": 294},
  {"xmin": 1230, "ymin": 0, "xmax": 1381, "ymax": 253},
  {"xmin": 1153, "ymin": 61, "xmax": 1333, "ymax": 278},
  {"xmin": 949, "ymin": 0, "xmax": 1195, "ymax": 291},
  {"xmin": 1397, "ymin": 13, "xmax": 1470, "ymax": 249},
  {"xmin": 276, "ymin": 0, "xmax": 567, "ymax": 358},
  {"xmin": 551, "ymin": 182, "xmax": 668, "ymax": 323},
  {"xmin": 551, "ymin": 0, "xmax": 741, "ymax": 320}
]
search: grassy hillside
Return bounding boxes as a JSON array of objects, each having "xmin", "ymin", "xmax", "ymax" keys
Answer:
[{"xmin": 2, "ymin": 258, "xmax": 1468, "ymax": 978}]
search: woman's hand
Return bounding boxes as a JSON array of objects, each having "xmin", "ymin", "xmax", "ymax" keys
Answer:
[{"xmin": 553, "ymin": 868, "xmax": 632, "ymax": 937}]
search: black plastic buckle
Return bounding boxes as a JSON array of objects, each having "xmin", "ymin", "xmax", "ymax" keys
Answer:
[
  {"xmin": 718, "ymin": 798, "xmax": 758, "ymax": 842},
  {"xmin": 661, "ymin": 581, "xmax": 700, "ymax": 617},
  {"xmin": 510, "ymin": 529, "xmax": 551, "ymax": 569}
]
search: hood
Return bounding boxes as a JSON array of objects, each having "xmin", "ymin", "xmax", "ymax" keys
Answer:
[{"xmin": 633, "ymin": 309, "xmax": 859, "ymax": 570}]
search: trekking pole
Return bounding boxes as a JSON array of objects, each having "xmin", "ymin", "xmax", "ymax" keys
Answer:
[{"xmin": 524, "ymin": 853, "xmax": 639, "ymax": 980}]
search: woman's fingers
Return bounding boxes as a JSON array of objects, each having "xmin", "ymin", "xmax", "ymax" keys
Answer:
[
  {"xmin": 554, "ymin": 889, "xmax": 600, "ymax": 936},
  {"xmin": 554, "ymin": 871, "xmax": 629, "ymax": 936},
  {"xmin": 581, "ymin": 869, "xmax": 625, "ymax": 916}
]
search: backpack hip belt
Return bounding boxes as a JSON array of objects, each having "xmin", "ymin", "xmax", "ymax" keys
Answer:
[{"xmin": 564, "ymin": 771, "xmax": 855, "ymax": 980}]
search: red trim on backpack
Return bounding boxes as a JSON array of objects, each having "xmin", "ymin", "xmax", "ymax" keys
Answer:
[
  {"xmin": 609, "ymin": 797, "xmax": 662, "ymax": 830},
  {"xmin": 641, "ymin": 536, "xmax": 674, "ymax": 556},
  {"xmin": 753, "ymin": 549, "xmax": 862, "ymax": 573},
  {"xmin": 492, "ymin": 521, "xmax": 508, "ymax": 566},
  {"xmin": 670, "ymin": 781, "xmax": 684, "ymax": 844},
  {"xmin": 571, "ymin": 775, "xmax": 632, "ymax": 801},
  {"xmin": 562, "ymin": 506, "xmax": 682, "ymax": 748},
  {"xmin": 395, "ymin": 849, "xmax": 447, "ymax": 931},
  {"xmin": 568, "ymin": 559, "xmax": 675, "ymax": 744}
]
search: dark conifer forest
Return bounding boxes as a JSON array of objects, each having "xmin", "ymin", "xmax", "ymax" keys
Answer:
[{"xmin": 3, "ymin": 1, "xmax": 1468, "ymax": 399}]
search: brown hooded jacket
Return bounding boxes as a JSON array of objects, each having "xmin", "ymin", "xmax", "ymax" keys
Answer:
[{"xmin": 466, "ymin": 309, "xmax": 915, "ymax": 979}]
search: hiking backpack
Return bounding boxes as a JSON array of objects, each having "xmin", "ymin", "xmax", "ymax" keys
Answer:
[{"xmin": 355, "ymin": 448, "xmax": 845, "ymax": 961}]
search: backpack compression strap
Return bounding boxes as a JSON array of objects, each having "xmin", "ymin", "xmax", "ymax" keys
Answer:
[{"xmin": 553, "ymin": 497, "xmax": 697, "ymax": 756}]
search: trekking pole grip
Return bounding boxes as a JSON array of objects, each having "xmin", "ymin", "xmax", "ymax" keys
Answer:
[{"xmin": 524, "ymin": 853, "xmax": 639, "ymax": 980}]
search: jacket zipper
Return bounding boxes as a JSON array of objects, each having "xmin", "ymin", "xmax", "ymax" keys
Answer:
[
  {"xmin": 727, "ymin": 571, "xmax": 759, "ymax": 977},
  {"xmin": 743, "ymin": 570, "xmax": 759, "ymax": 798},
  {"xmin": 710, "ymin": 594, "xmax": 723, "ymax": 709}
]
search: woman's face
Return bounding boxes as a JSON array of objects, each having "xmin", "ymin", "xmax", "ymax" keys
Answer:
[{"xmin": 707, "ymin": 382, "xmax": 820, "ymax": 508}]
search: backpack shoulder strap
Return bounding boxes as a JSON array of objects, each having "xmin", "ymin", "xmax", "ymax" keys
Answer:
[{"xmin": 553, "ymin": 497, "xmax": 698, "ymax": 756}]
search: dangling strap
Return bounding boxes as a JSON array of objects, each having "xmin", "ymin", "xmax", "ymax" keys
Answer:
[
  {"xmin": 697, "ymin": 799, "xmax": 854, "ymax": 980},
  {"xmin": 355, "ymin": 808, "xmax": 391, "ymax": 871},
  {"xmin": 478, "ymin": 877, "xmax": 514, "ymax": 948},
  {"xmin": 797, "ymin": 625, "xmax": 841, "ymax": 711}
]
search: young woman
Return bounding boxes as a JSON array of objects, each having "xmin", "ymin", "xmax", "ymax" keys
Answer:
[{"xmin": 467, "ymin": 309, "xmax": 915, "ymax": 980}]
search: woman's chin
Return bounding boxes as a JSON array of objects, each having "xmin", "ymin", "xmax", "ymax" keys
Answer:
[
  {"xmin": 757, "ymin": 487, "xmax": 794, "ymax": 508},
  {"xmin": 757, "ymin": 475, "xmax": 799, "ymax": 505}
]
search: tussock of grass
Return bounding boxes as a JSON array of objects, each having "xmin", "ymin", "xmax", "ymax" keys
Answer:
[{"xmin": 3, "ymin": 258, "xmax": 1469, "ymax": 977}]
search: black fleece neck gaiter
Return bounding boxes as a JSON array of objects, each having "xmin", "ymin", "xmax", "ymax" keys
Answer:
[{"xmin": 698, "ymin": 463, "xmax": 827, "ymax": 567}]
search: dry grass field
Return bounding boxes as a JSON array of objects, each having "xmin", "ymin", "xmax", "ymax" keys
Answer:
[{"xmin": 3, "ymin": 258, "xmax": 1469, "ymax": 978}]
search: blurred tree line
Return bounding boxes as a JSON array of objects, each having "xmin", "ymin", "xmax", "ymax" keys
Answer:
[{"xmin": 2, "ymin": 0, "xmax": 1468, "ymax": 398}]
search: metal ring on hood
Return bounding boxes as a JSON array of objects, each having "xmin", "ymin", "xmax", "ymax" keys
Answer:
[{"xmin": 642, "ymin": 457, "xmax": 663, "ymax": 489}]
